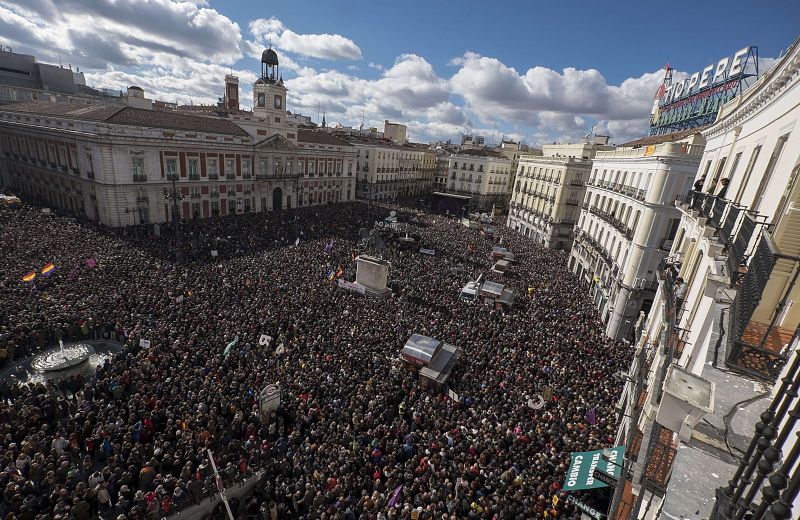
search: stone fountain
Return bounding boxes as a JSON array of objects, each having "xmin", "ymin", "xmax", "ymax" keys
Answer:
[{"xmin": 30, "ymin": 339, "xmax": 94, "ymax": 372}]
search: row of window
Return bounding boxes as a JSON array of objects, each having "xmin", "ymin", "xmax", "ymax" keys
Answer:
[
  {"xmin": 517, "ymin": 165, "xmax": 565, "ymax": 183},
  {"xmin": 450, "ymin": 162, "xmax": 511, "ymax": 175},
  {"xmin": 590, "ymin": 167, "xmax": 651, "ymax": 192},
  {"xmin": 1, "ymin": 129, "xmax": 94, "ymax": 177},
  {"xmin": 697, "ymin": 130, "xmax": 791, "ymax": 213},
  {"xmin": 133, "ymin": 154, "xmax": 352, "ymax": 180},
  {"xmin": 356, "ymin": 149, "xmax": 426, "ymax": 161}
]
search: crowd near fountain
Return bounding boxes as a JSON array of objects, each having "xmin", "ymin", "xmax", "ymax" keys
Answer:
[{"xmin": 0, "ymin": 199, "xmax": 629, "ymax": 519}]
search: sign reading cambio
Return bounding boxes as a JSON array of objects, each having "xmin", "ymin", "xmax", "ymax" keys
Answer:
[{"xmin": 562, "ymin": 445, "xmax": 625, "ymax": 491}]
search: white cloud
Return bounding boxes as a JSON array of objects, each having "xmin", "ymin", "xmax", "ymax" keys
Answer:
[
  {"xmin": 446, "ymin": 51, "xmax": 701, "ymax": 142},
  {"xmin": 0, "ymin": 0, "xmax": 256, "ymax": 108},
  {"xmin": 0, "ymin": 1, "xmax": 726, "ymax": 145},
  {"xmin": 249, "ymin": 17, "xmax": 361, "ymax": 61}
]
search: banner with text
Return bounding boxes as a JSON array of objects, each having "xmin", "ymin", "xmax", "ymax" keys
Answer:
[{"xmin": 562, "ymin": 446, "xmax": 625, "ymax": 491}]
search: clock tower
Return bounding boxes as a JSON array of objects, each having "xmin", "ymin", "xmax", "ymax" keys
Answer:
[{"xmin": 252, "ymin": 47, "xmax": 290, "ymax": 138}]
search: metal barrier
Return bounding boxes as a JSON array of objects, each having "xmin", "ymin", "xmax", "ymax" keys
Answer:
[
  {"xmin": 726, "ymin": 213, "xmax": 757, "ymax": 284},
  {"xmin": 726, "ymin": 231, "xmax": 785, "ymax": 380},
  {"xmin": 711, "ymin": 346, "xmax": 800, "ymax": 520}
]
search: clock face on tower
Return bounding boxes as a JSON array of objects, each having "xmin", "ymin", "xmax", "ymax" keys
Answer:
[
  {"xmin": 274, "ymin": 95, "xmax": 282, "ymax": 110},
  {"xmin": 257, "ymin": 93, "xmax": 265, "ymax": 108}
]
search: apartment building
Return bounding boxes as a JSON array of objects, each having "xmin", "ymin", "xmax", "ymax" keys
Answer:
[{"xmin": 569, "ymin": 131, "xmax": 705, "ymax": 339}]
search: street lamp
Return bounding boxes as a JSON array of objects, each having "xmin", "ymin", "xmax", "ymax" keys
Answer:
[{"xmin": 163, "ymin": 173, "xmax": 184, "ymax": 264}]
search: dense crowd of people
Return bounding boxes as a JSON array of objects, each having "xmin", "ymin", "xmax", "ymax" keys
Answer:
[{"xmin": 0, "ymin": 198, "xmax": 630, "ymax": 519}]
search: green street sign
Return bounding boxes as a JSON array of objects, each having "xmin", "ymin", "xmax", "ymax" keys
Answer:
[{"xmin": 562, "ymin": 446, "xmax": 625, "ymax": 491}]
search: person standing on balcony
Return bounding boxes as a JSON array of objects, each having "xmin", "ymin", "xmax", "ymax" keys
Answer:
[
  {"xmin": 675, "ymin": 277, "xmax": 688, "ymax": 314},
  {"xmin": 694, "ymin": 176, "xmax": 706, "ymax": 192},
  {"xmin": 716, "ymin": 178, "xmax": 730, "ymax": 199}
]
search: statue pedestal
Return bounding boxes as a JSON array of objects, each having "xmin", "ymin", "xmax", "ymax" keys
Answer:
[{"xmin": 356, "ymin": 255, "xmax": 391, "ymax": 299}]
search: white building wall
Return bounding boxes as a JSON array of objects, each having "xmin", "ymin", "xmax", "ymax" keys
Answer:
[{"xmin": 569, "ymin": 140, "xmax": 704, "ymax": 339}]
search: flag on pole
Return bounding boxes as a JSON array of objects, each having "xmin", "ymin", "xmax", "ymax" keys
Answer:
[
  {"xmin": 21, "ymin": 270, "xmax": 36, "ymax": 282},
  {"xmin": 327, "ymin": 269, "xmax": 336, "ymax": 281},
  {"xmin": 85, "ymin": 258, "xmax": 97, "ymax": 269},
  {"xmin": 585, "ymin": 406, "xmax": 597, "ymax": 426},
  {"xmin": 41, "ymin": 262, "xmax": 56, "ymax": 276},
  {"xmin": 325, "ymin": 239, "xmax": 334, "ymax": 254},
  {"xmin": 335, "ymin": 265, "xmax": 343, "ymax": 278},
  {"xmin": 387, "ymin": 485, "xmax": 403, "ymax": 508},
  {"xmin": 223, "ymin": 335, "xmax": 240, "ymax": 357},
  {"xmin": 294, "ymin": 237, "xmax": 300, "ymax": 247}
]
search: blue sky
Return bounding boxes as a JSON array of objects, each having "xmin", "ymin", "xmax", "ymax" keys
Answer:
[{"xmin": 0, "ymin": 0, "xmax": 797, "ymax": 144}]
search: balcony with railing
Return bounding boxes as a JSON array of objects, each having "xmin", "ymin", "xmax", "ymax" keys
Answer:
[
  {"xmin": 725, "ymin": 230, "xmax": 799, "ymax": 381},
  {"xmin": 675, "ymin": 190, "xmax": 799, "ymax": 386},
  {"xmin": 710, "ymin": 345, "xmax": 800, "ymax": 520},
  {"xmin": 132, "ymin": 174, "xmax": 147, "ymax": 183}
]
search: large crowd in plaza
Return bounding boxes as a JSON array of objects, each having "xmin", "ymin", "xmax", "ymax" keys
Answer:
[{"xmin": 0, "ymin": 198, "xmax": 630, "ymax": 520}]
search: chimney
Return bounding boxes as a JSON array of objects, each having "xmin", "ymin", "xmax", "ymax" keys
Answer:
[
  {"xmin": 124, "ymin": 86, "xmax": 153, "ymax": 110},
  {"xmin": 225, "ymin": 74, "xmax": 239, "ymax": 110}
]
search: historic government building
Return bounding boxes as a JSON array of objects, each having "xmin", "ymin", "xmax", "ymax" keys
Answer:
[{"xmin": 0, "ymin": 49, "xmax": 357, "ymax": 226}]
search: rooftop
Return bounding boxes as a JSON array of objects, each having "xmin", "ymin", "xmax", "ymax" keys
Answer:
[
  {"xmin": 455, "ymin": 148, "xmax": 506, "ymax": 158},
  {"xmin": 0, "ymin": 101, "xmax": 248, "ymax": 136},
  {"xmin": 620, "ymin": 129, "xmax": 703, "ymax": 148},
  {"xmin": 340, "ymin": 134, "xmax": 397, "ymax": 147},
  {"xmin": 297, "ymin": 129, "xmax": 353, "ymax": 147}
]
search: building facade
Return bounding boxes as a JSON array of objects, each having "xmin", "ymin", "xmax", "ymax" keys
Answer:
[
  {"xmin": 0, "ymin": 49, "xmax": 357, "ymax": 226},
  {"xmin": 446, "ymin": 148, "xmax": 512, "ymax": 212},
  {"xmin": 383, "ymin": 120, "xmax": 407, "ymax": 143},
  {"xmin": 507, "ymin": 140, "xmax": 612, "ymax": 249},
  {"xmin": 610, "ymin": 37, "xmax": 800, "ymax": 520},
  {"xmin": 349, "ymin": 136, "xmax": 434, "ymax": 200},
  {"xmin": 432, "ymin": 145, "xmax": 455, "ymax": 192},
  {"xmin": 569, "ymin": 132, "xmax": 705, "ymax": 340},
  {"xmin": 0, "ymin": 48, "xmax": 121, "ymax": 106}
]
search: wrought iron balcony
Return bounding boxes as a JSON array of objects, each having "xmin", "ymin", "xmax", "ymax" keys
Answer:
[
  {"xmin": 132, "ymin": 174, "xmax": 147, "ymax": 183},
  {"xmin": 726, "ymin": 212, "xmax": 757, "ymax": 284},
  {"xmin": 709, "ymin": 197, "xmax": 728, "ymax": 229},
  {"xmin": 725, "ymin": 230, "xmax": 795, "ymax": 381},
  {"xmin": 711, "ymin": 344, "xmax": 800, "ymax": 520}
]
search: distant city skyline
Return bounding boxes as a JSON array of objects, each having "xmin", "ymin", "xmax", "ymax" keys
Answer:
[{"xmin": 0, "ymin": 0, "xmax": 797, "ymax": 144}]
